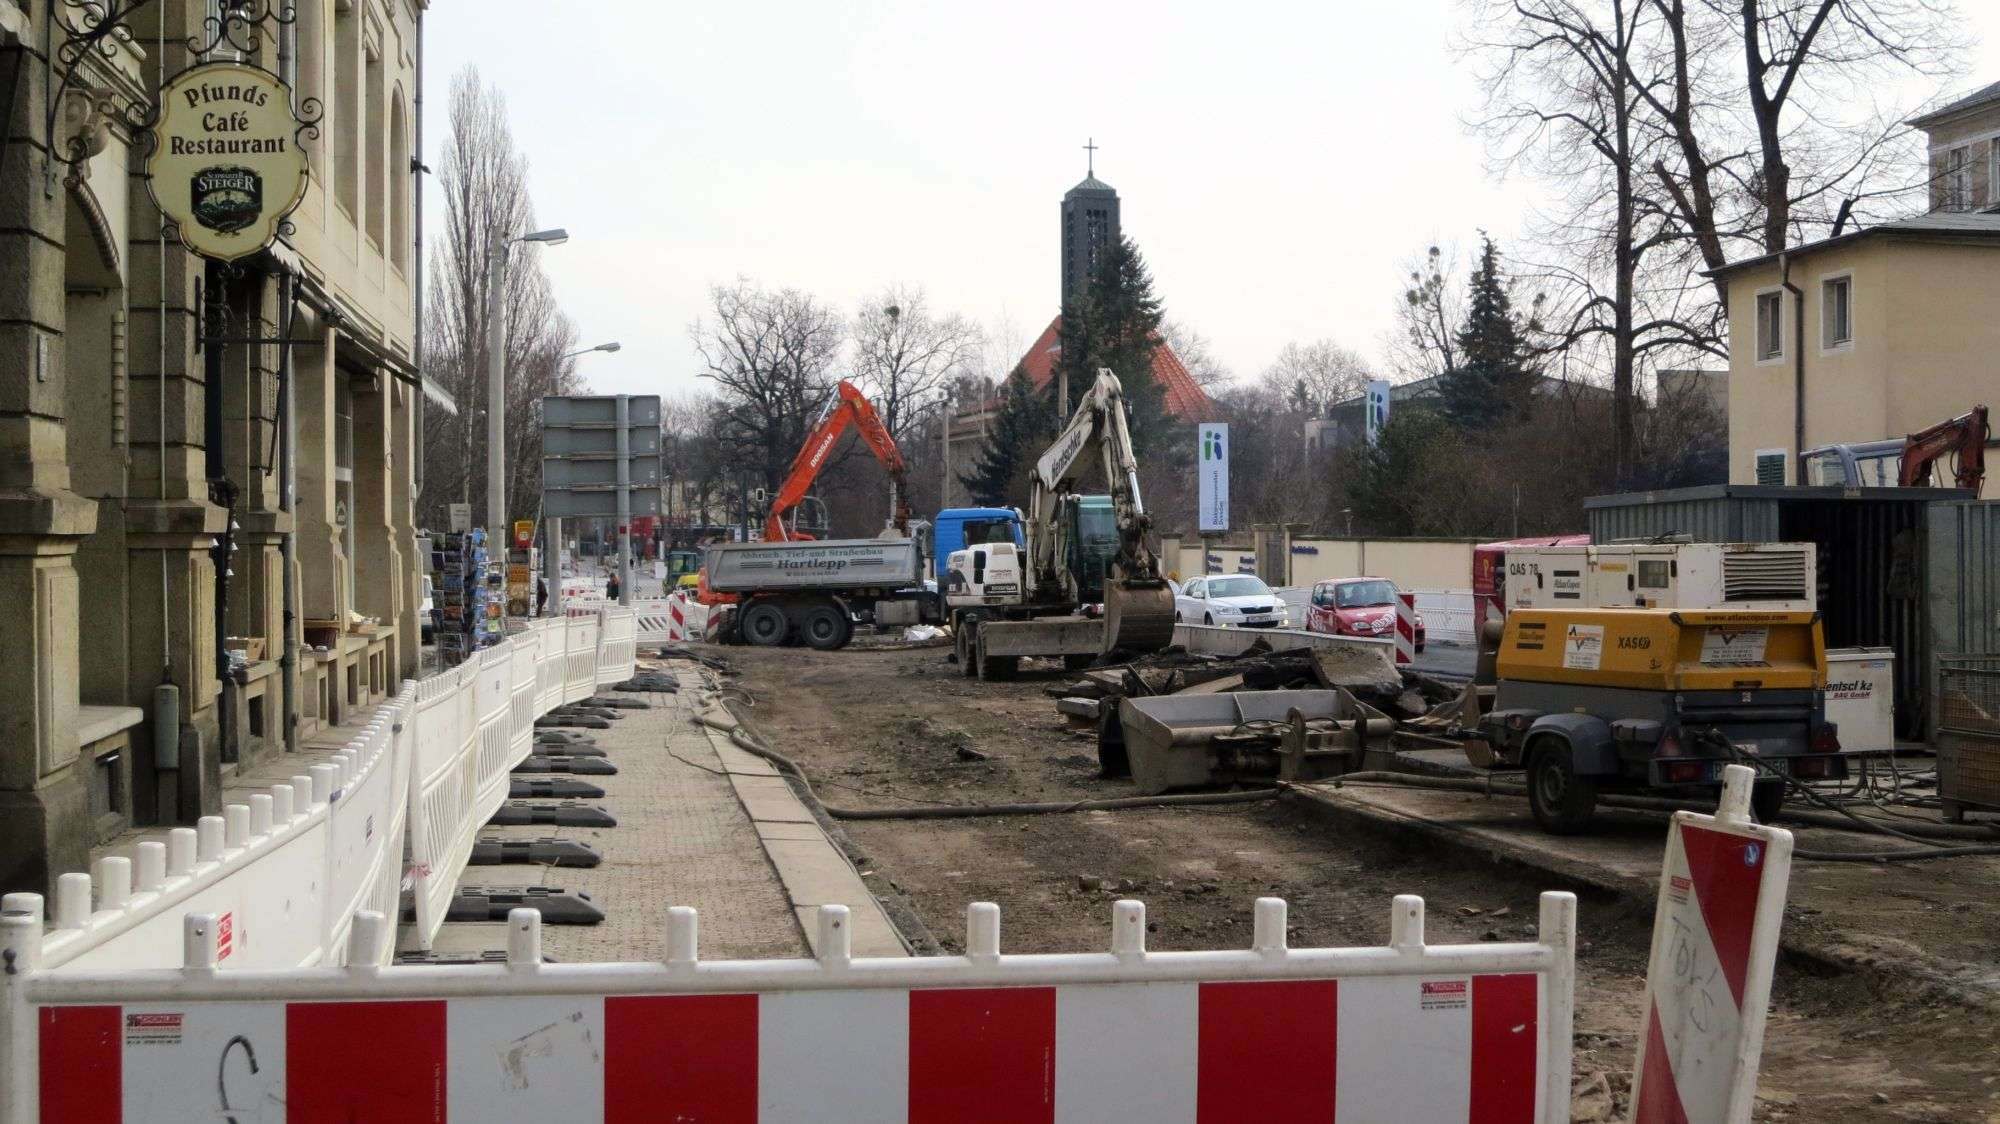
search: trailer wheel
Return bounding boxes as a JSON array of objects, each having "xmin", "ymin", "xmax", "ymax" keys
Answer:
[
  {"xmin": 741, "ymin": 602, "xmax": 790, "ymax": 647},
  {"xmin": 1526, "ymin": 740, "xmax": 1597, "ymax": 834},
  {"xmin": 1749, "ymin": 780, "xmax": 1785, "ymax": 824},
  {"xmin": 800, "ymin": 603, "xmax": 851, "ymax": 651},
  {"xmin": 977, "ymin": 639, "xmax": 1017, "ymax": 681}
]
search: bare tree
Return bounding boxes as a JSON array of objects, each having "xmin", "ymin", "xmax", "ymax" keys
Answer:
[
  {"xmin": 691, "ymin": 279, "xmax": 844, "ymax": 497},
  {"xmin": 1161, "ymin": 320, "xmax": 1231, "ymax": 388},
  {"xmin": 851, "ymin": 285, "xmax": 982, "ymax": 448},
  {"xmin": 1387, "ymin": 244, "xmax": 1464, "ymax": 381},
  {"xmin": 1258, "ymin": 339, "xmax": 1371, "ymax": 413},
  {"xmin": 419, "ymin": 66, "xmax": 580, "ymax": 528}
]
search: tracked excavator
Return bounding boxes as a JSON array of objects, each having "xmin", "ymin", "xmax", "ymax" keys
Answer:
[{"xmin": 945, "ymin": 368, "xmax": 1175, "ymax": 677}]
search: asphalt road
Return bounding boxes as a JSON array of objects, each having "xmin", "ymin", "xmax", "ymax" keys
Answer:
[{"xmin": 1409, "ymin": 639, "xmax": 1476, "ymax": 680}]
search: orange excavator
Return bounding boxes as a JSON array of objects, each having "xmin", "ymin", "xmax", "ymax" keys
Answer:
[
  {"xmin": 763, "ymin": 379, "xmax": 911, "ymax": 541},
  {"xmin": 1898, "ymin": 405, "xmax": 1988, "ymax": 491},
  {"xmin": 695, "ymin": 380, "xmax": 909, "ymax": 606}
]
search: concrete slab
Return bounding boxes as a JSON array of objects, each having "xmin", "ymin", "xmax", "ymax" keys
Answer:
[
  {"xmin": 795, "ymin": 904, "xmax": 908, "ymax": 960},
  {"xmin": 714, "ymin": 741, "xmax": 780, "ymax": 777},
  {"xmin": 762, "ymin": 838, "xmax": 869, "ymax": 906}
]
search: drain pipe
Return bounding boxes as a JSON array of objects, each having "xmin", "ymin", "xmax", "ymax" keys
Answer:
[
  {"xmin": 1780, "ymin": 252, "xmax": 1806, "ymax": 482},
  {"xmin": 278, "ymin": 270, "xmax": 300, "ymax": 751}
]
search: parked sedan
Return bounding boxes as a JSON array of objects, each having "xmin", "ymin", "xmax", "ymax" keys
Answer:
[
  {"xmin": 1174, "ymin": 574, "xmax": 1288, "ymax": 628},
  {"xmin": 1304, "ymin": 577, "xmax": 1425, "ymax": 651}
]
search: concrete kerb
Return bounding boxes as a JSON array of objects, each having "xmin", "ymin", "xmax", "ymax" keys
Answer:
[
  {"xmin": 1282, "ymin": 782, "xmax": 2000, "ymax": 1015},
  {"xmin": 690, "ymin": 680, "xmax": 927, "ymax": 958}
]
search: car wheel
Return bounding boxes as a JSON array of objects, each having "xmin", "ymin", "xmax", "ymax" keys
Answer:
[
  {"xmin": 1526, "ymin": 741, "xmax": 1597, "ymax": 834},
  {"xmin": 741, "ymin": 602, "xmax": 789, "ymax": 647},
  {"xmin": 1203, "ymin": 613, "xmax": 1214, "ymax": 626}
]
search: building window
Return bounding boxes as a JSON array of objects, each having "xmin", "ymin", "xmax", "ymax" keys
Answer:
[
  {"xmin": 363, "ymin": 39, "xmax": 384, "ymax": 247},
  {"xmin": 1755, "ymin": 291, "xmax": 1784, "ymax": 361},
  {"xmin": 389, "ymin": 93, "xmax": 410, "ymax": 272},
  {"xmin": 333, "ymin": 1, "xmax": 359, "ymax": 216},
  {"xmin": 1821, "ymin": 275, "xmax": 1852, "ymax": 350},
  {"xmin": 1945, "ymin": 145, "xmax": 1972, "ymax": 211},
  {"xmin": 1754, "ymin": 448, "xmax": 1788, "ymax": 486}
]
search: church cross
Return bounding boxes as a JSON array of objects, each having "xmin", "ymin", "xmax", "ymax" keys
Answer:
[{"xmin": 1083, "ymin": 137, "xmax": 1099, "ymax": 176}]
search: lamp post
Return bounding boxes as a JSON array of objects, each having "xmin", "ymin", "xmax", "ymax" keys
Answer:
[
  {"xmin": 563, "ymin": 341, "xmax": 621, "ymax": 360},
  {"xmin": 484, "ymin": 226, "xmax": 568, "ymax": 552}
]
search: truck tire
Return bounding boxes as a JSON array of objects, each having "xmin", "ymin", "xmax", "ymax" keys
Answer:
[
  {"xmin": 977, "ymin": 640, "xmax": 1017, "ymax": 681},
  {"xmin": 741, "ymin": 602, "xmax": 789, "ymax": 647},
  {"xmin": 1526, "ymin": 741, "xmax": 1597, "ymax": 834},
  {"xmin": 1749, "ymin": 780, "xmax": 1785, "ymax": 824},
  {"xmin": 955, "ymin": 616, "xmax": 979, "ymax": 677},
  {"xmin": 800, "ymin": 602, "xmax": 851, "ymax": 651}
]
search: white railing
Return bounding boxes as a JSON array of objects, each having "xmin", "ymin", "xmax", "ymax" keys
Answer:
[
  {"xmin": 0, "ymin": 892, "xmax": 1580, "ymax": 1123},
  {"xmin": 15, "ymin": 608, "xmax": 646, "ymax": 971},
  {"xmin": 1412, "ymin": 589, "xmax": 1476, "ymax": 644}
]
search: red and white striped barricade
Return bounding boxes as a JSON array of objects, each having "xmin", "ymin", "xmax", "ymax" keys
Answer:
[
  {"xmin": 3, "ymin": 892, "xmax": 1579, "ymax": 1123},
  {"xmin": 1394, "ymin": 592, "xmax": 1418, "ymax": 665},
  {"xmin": 1631, "ymin": 763, "xmax": 1793, "ymax": 1123}
]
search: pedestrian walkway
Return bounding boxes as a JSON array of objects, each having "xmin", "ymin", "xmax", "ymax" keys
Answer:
[{"xmin": 420, "ymin": 655, "xmax": 903, "ymax": 962}]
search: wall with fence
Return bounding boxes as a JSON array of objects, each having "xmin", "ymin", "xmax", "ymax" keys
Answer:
[
  {"xmin": 1170, "ymin": 537, "xmax": 1479, "ymax": 596},
  {"xmin": 0, "ymin": 891, "xmax": 1579, "ymax": 1123},
  {"xmin": 11, "ymin": 609, "xmax": 639, "ymax": 974}
]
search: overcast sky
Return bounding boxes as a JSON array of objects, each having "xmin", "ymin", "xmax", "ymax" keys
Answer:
[{"xmin": 421, "ymin": 2, "xmax": 2000, "ymax": 401}]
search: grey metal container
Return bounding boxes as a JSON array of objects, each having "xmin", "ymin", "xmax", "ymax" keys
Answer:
[
  {"xmin": 704, "ymin": 538, "xmax": 922, "ymax": 594},
  {"xmin": 1585, "ymin": 484, "xmax": 1976, "ymax": 739}
]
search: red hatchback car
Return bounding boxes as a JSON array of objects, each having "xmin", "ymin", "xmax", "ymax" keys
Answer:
[{"xmin": 1304, "ymin": 577, "xmax": 1425, "ymax": 651}]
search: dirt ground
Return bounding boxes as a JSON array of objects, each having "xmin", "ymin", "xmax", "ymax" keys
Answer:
[{"xmin": 724, "ymin": 642, "xmax": 2000, "ymax": 1122}]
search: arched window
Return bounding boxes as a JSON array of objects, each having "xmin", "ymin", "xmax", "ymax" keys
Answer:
[
  {"xmin": 389, "ymin": 91, "xmax": 410, "ymax": 272},
  {"xmin": 363, "ymin": 38, "xmax": 385, "ymax": 246}
]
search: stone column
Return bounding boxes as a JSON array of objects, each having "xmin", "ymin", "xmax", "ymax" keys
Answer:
[
  {"xmin": 389, "ymin": 379, "xmax": 421, "ymax": 679},
  {"xmin": 0, "ymin": 8, "xmax": 101, "ymax": 894},
  {"xmin": 350, "ymin": 368, "xmax": 402, "ymax": 662},
  {"xmin": 293, "ymin": 319, "xmax": 346, "ymax": 625}
]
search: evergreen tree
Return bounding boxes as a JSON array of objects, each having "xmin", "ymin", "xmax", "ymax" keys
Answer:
[
  {"xmin": 1052, "ymin": 235, "xmax": 1171, "ymax": 453},
  {"xmin": 958, "ymin": 365, "xmax": 1052, "ymax": 507},
  {"xmin": 1344, "ymin": 410, "xmax": 1456, "ymax": 535},
  {"xmin": 1437, "ymin": 236, "xmax": 1535, "ymax": 430}
]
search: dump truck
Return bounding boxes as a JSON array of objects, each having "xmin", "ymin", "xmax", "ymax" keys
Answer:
[
  {"xmin": 1474, "ymin": 608, "xmax": 1846, "ymax": 833},
  {"xmin": 704, "ymin": 535, "xmax": 936, "ymax": 650},
  {"xmin": 946, "ymin": 369, "xmax": 1174, "ymax": 678}
]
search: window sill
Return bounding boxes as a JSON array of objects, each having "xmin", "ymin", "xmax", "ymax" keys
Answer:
[
  {"xmin": 1819, "ymin": 342, "xmax": 1854, "ymax": 357},
  {"xmin": 1753, "ymin": 356, "xmax": 1788, "ymax": 368}
]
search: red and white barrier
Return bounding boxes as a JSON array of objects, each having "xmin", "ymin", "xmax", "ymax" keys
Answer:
[
  {"xmin": 1631, "ymin": 764, "xmax": 1793, "ymax": 1124},
  {"xmin": 1394, "ymin": 592, "xmax": 1417, "ymax": 665},
  {"xmin": 1, "ymin": 892, "xmax": 1580, "ymax": 1123}
]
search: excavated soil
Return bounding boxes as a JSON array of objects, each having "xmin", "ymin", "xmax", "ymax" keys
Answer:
[{"xmin": 726, "ymin": 642, "xmax": 2000, "ymax": 1122}]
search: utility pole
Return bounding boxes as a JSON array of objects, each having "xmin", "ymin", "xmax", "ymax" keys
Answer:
[{"xmin": 484, "ymin": 230, "xmax": 508, "ymax": 550}]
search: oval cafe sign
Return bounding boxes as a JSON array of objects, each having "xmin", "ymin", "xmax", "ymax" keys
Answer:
[{"xmin": 146, "ymin": 61, "xmax": 310, "ymax": 262}]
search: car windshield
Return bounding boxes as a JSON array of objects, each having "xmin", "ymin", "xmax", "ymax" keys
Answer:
[
  {"xmin": 1205, "ymin": 576, "xmax": 1270, "ymax": 598},
  {"xmin": 1335, "ymin": 580, "xmax": 1397, "ymax": 608}
]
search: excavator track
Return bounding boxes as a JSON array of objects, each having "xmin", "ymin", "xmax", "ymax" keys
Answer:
[{"xmin": 1101, "ymin": 579, "xmax": 1176, "ymax": 656}]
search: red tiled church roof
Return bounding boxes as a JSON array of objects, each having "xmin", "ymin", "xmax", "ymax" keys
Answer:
[{"xmin": 1014, "ymin": 315, "xmax": 1215, "ymax": 420}]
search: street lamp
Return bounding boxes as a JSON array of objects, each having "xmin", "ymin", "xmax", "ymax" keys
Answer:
[
  {"xmin": 485, "ymin": 227, "xmax": 569, "ymax": 552},
  {"xmin": 563, "ymin": 341, "xmax": 622, "ymax": 359}
]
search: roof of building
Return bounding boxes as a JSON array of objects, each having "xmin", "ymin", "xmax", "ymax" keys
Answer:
[
  {"xmin": 1066, "ymin": 174, "xmax": 1117, "ymax": 196},
  {"xmin": 1704, "ymin": 211, "xmax": 2000, "ymax": 277},
  {"xmin": 1015, "ymin": 314, "xmax": 1215, "ymax": 420},
  {"xmin": 1908, "ymin": 79, "xmax": 2000, "ymax": 128}
]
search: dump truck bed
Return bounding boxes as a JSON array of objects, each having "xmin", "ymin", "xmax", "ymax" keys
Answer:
[{"xmin": 704, "ymin": 538, "xmax": 923, "ymax": 594}]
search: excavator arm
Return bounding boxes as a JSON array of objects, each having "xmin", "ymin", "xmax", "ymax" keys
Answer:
[
  {"xmin": 1026, "ymin": 368, "xmax": 1172, "ymax": 653},
  {"xmin": 1898, "ymin": 405, "xmax": 1989, "ymax": 491},
  {"xmin": 764, "ymin": 380, "xmax": 912, "ymax": 541}
]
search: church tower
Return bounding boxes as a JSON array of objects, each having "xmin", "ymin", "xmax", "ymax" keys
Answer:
[{"xmin": 1060, "ymin": 140, "xmax": 1120, "ymax": 311}]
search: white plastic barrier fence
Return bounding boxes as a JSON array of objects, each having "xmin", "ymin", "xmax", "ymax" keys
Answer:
[
  {"xmin": 1412, "ymin": 590, "xmax": 1476, "ymax": 644},
  {"xmin": 14, "ymin": 692, "xmax": 413, "ymax": 974},
  {"xmin": 0, "ymin": 891, "xmax": 1579, "ymax": 1123},
  {"xmin": 1394, "ymin": 592, "xmax": 1418, "ymax": 665},
  {"xmin": 19, "ymin": 609, "xmax": 646, "ymax": 972},
  {"xmin": 1632, "ymin": 764, "xmax": 1793, "ymax": 1123}
]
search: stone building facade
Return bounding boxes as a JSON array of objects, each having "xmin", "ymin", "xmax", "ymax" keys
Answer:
[{"xmin": 0, "ymin": 0, "xmax": 431, "ymax": 894}]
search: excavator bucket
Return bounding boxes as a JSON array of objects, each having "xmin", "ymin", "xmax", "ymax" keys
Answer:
[{"xmin": 1101, "ymin": 578, "xmax": 1175, "ymax": 656}]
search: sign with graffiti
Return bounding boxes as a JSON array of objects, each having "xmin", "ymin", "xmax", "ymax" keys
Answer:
[{"xmin": 146, "ymin": 62, "xmax": 311, "ymax": 261}]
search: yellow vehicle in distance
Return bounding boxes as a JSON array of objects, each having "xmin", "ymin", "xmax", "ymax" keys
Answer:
[{"xmin": 1477, "ymin": 609, "xmax": 1846, "ymax": 833}]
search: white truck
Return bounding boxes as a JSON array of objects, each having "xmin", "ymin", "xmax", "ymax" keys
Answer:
[{"xmin": 705, "ymin": 535, "xmax": 936, "ymax": 650}]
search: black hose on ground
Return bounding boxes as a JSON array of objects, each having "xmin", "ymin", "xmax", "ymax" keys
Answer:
[{"xmin": 708, "ymin": 700, "xmax": 1278, "ymax": 821}]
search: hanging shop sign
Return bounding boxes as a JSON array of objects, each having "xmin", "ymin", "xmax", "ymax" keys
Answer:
[{"xmin": 146, "ymin": 61, "xmax": 311, "ymax": 262}]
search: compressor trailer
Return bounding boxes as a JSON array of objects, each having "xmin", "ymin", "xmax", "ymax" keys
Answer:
[{"xmin": 1476, "ymin": 608, "xmax": 1847, "ymax": 833}]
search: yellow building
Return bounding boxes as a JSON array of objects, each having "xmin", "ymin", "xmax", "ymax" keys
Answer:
[{"xmin": 1707, "ymin": 212, "xmax": 2000, "ymax": 498}]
